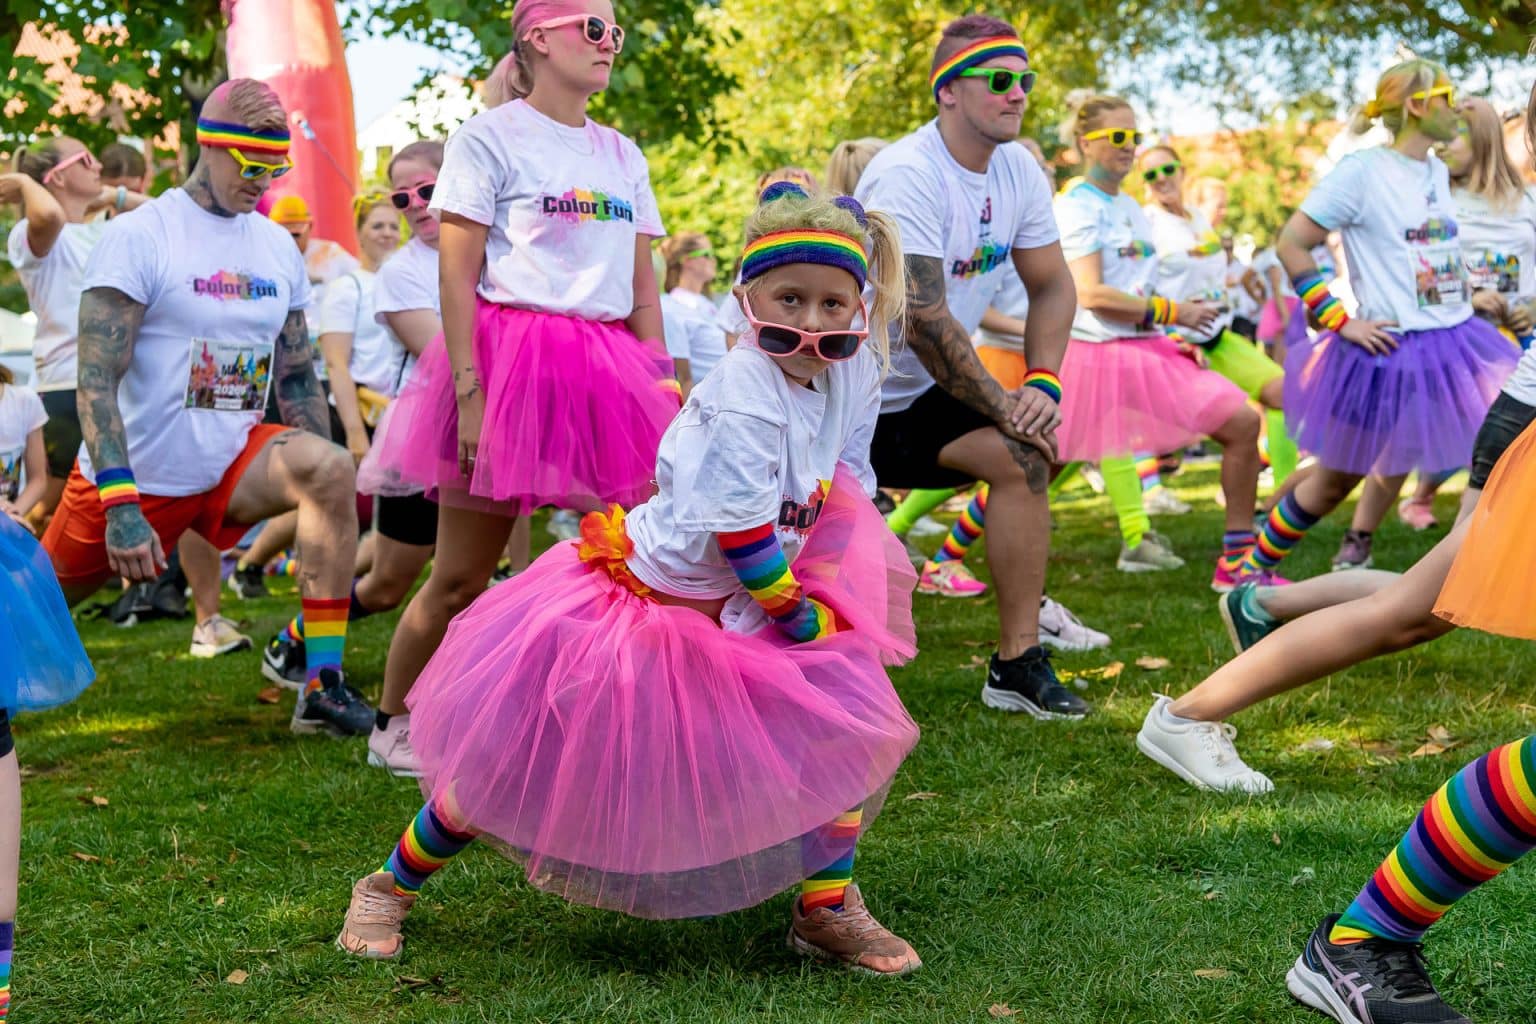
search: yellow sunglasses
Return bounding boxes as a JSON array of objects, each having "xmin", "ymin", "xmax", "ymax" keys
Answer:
[
  {"xmin": 227, "ymin": 147, "xmax": 294, "ymax": 181},
  {"xmin": 1081, "ymin": 128, "xmax": 1143, "ymax": 148},
  {"xmin": 1410, "ymin": 85, "xmax": 1456, "ymax": 106}
]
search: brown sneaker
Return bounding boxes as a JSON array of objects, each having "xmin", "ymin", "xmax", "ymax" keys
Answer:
[
  {"xmin": 788, "ymin": 883, "xmax": 922, "ymax": 976},
  {"xmin": 336, "ymin": 871, "xmax": 416, "ymax": 960}
]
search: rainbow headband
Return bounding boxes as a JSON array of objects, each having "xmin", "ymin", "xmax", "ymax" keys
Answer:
[
  {"xmin": 195, "ymin": 118, "xmax": 291, "ymax": 157},
  {"xmin": 741, "ymin": 230, "xmax": 869, "ymax": 289},
  {"xmin": 930, "ymin": 36, "xmax": 1029, "ymax": 98}
]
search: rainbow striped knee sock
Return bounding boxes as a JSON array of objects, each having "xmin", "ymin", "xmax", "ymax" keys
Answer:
[
  {"xmin": 801, "ymin": 807, "xmax": 863, "ymax": 913},
  {"xmin": 283, "ymin": 582, "xmax": 371, "ymax": 647},
  {"xmin": 1134, "ymin": 453, "xmax": 1166, "ymax": 499},
  {"xmin": 1238, "ymin": 492, "xmax": 1321, "ymax": 575},
  {"xmin": 1331, "ymin": 734, "xmax": 1536, "ymax": 945},
  {"xmin": 933, "ymin": 486, "xmax": 987, "ymax": 564},
  {"xmin": 0, "ymin": 921, "xmax": 12, "ymax": 1021},
  {"xmin": 384, "ymin": 799, "xmax": 477, "ymax": 896},
  {"xmin": 301, "ymin": 596, "xmax": 350, "ymax": 695}
]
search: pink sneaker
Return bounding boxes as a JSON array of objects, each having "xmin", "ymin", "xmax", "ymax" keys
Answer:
[
  {"xmin": 1397, "ymin": 496, "xmax": 1439, "ymax": 531},
  {"xmin": 918, "ymin": 560, "xmax": 988, "ymax": 598},
  {"xmin": 1211, "ymin": 556, "xmax": 1292, "ymax": 594}
]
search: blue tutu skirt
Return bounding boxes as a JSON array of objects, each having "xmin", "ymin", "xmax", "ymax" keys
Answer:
[
  {"xmin": 1282, "ymin": 316, "xmax": 1518, "ymax": 475},
  {"xmin": 0, "ymin": 516, "xmax": 93, "ymax": 713}
]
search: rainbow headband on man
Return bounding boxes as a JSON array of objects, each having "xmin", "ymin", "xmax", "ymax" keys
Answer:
[
  {"xmin": 194, "ymin": 117, "xmax": 291, "ymax": 158},
  {"xmin": 930, "ymin": 35, "xmax": 1029, "ymax": 99},
  {"xmin": 739, "ymin": 183, "xmax": 870, "ymax": 289}
]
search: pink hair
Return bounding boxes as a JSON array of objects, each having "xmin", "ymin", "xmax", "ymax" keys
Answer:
[{"xmin": 495, "ymin": 0, "xmax": 588, "ymax": 102}]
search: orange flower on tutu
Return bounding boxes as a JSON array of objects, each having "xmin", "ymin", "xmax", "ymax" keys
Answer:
[{"xmin": 576, "ymin": 505, "xmax": 652, "ymax": 598}]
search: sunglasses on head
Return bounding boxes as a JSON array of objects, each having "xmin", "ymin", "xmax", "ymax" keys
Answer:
[
  {"xmin": 524, "ymin": 14, "xmax": 625, "ymax": 53},
  {"xmin": 41, "ymin": 148, "xmax": 101, "ymax": 186},
  {"xmin": 957, "ymin": 67, "xmax": 1038, "ymax": 95},
  {"xmin": 1411, "ymin": 85, "xmax": 1456, "ymax": 106},
  {"xmin": 390, "ymin": 182, "xmax": 435, "ymax": 210},
  {"xmin": 227, "ymin": 147, "xmax": 293, "ymax": 180},
  {"xmin": 687, "ymin": 247, "xmax": 715, "ymax": 259},
  {"xmin": 742, "ymin": 295, "xmax": 867, "ymax": 362},
  {"xmin": 1081, "ymin": 128, "xmax": 1143, "ymax": 148},
  {"xmin": 1142, "ymin": 161, "xmax": 1181, "ymax": 182}
]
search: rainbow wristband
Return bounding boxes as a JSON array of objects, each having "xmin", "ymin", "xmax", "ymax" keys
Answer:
[
  {"xmin": 96, "ymin": 467, "xmax": 140, "ymax": 509},
  {"xmin": 1144, "ymin": 296, "xmax": 1179, "ymax": 327},
  {"xmin": 1021, "ymin": 369, "xmax": 1062, "ymax": 403},
  {"xmin": 1295, "ymin": 271, "xmax": 1350, "ymax": 332}
]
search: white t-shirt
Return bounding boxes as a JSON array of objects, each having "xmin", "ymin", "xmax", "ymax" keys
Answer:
[
  {"xmin": 1251, "ymin": 248, "xmax": 1294, "ymax": 300},
  {"xmin": 6, "ymin": 220, "xmax": 106, "ymax": 391},
  {"xmin": 78, "ymin": 189, "xmax": 310, "ymax": 495},
  {"xmin": 318, "ymin": 270, "xmax": 412, "ymax": 397},
  {"xmin": 0, "ymin": 383, "xmax": 46, "ymax": 500},
  {"xmin": 1144, "ymin": 204, "xmax": 1232, "ymax": 343},
  {"xmin": 303, "ymin": 238, "xmax": 360, "ymax": 285},
  {"xmin": 372, "ymin": 238, "xmax": 440, "ymax": 391},
  {"xmin": 1227, "ymin": 258, "xmax": 1261, "ymax": 319},
  {"xmin": 973, "ymin": 265, "xmax": 1029, "ymax": 354},
  {"xmin": 856, "ymin": 125, "xmax": 1059, "ymax": 412},
  {"xmin": 624, "ymin": 341, "xmax": 879, "ymax": 604},
  {"xmin": 1455, "ymin": 186, "xmax": 1536, "ymax": 302},
  {"xmin": 1300, "ymin": 147, "xmax": 1470, "ymax": 331},
  {"xmin": 430, "ymin": 99, "xmax": 664, "ymax": 321},
  {"xmin": 1056, "ymin": 181, "xmax": 1162, "ymax": 343},
  {"xmin": 661, "ymin": 288, "xmax": 730, "ymax": 383}
]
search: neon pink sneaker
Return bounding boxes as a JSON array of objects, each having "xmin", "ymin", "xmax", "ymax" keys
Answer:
[
  {"xmin": 1211, "ymin": 556, "xmax": 1292, "ymax": 593},
  {"xmin": 1397, "ymin": 496, "xmax": 1439, "ymax": 531},
  {"xmin": 918, "ymin": 559, "xmax": 989, "ymax": 598}
]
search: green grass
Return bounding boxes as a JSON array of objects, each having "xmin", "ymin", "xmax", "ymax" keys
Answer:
[{"xmin": 21, "ymin": 464, "xmax": 1536, "ymax": 1022}]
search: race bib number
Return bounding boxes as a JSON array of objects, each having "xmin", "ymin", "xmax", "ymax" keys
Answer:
[
  {"xmin": 0, "ymin": 446, "xmax": 21, "ymax": 501},
  {"xmin": 1465, "ymin": 251, "xmax": 1520, "ymax": 295},
  {"xmin": 185, "ymin": 337, "xmax": 274, "ymax": 413},
  {"xmin": 1410, "ymin": 245, "xmax": 1469, "ymax": 308}
]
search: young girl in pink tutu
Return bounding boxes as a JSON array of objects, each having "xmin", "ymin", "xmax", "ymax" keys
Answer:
[
  {"xmin": 356, "ymin": 0, "xmax": 681, "ymax": 773},
  {"xmin": 337, "ymin": 183, "xmax": 924, "ymax": 975}
]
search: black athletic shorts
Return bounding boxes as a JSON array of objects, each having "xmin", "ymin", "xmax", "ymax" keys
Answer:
[
  {"xmin": 870, "ymin": 385, "xmax": 991, "ymax": 489},
  {"xmin": 1469, "ymin": 392, "xmax": 1536, "ymax": 490},
  {"xmin": 375, "ymin": 491, "xmax": 439, "ymax": 547},
  {"xmin": 40, "ymin": 389, "xmax": 82, "ymax": 478}
]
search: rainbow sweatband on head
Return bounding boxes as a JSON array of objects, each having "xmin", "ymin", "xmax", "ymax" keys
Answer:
[
  {"xmin": 740, "ymin": 230, "xmax": 869, "ymax": 289},
  {"xmin": 96, "ymin": 467, "xmax": 140, "ymax": 509},
  {"xmin": 1022, "ymin": 369, "xmax": 1062, "ymax": 403},
  {"xmin": 195, "ymin": 118, "xmax": 291, "ymax": 157},
  {"xmin": 930, "ymin": 35, "xmax": 1029, "ymax": 98}
]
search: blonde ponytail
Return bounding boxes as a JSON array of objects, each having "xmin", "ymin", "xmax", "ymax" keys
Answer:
[{"xmin": 860, "ymin": 210, "xmax": 904, "ymax": 377}]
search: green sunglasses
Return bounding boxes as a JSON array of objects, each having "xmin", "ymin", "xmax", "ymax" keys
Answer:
[
  {"xmin": 1142, "ymin": 161, "xmax": 1182, "ymax": 183},
  {"xmin": 957, "ymin": 67, "xmax": 1038, "ymax": 96},
  {"xmin": 687, "ymin": 247, "xmax": 715, "ymax": 259}
]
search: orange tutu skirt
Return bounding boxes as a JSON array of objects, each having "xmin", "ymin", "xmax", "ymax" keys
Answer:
[{"xmin": 1434, "ymin": 418, "xmax": 1536, "ymax": 639}]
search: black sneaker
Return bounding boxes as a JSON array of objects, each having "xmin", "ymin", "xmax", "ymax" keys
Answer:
[
  {"xmin": 1286, "ymin": 914, "xmax": 1471, "ymax": 1024},
  {"xmin": 262, "ymin": 632, "xmax": 307, "ymax": 690},
  {"xmin": 1218, "ymin": 582, "xmax": 1279, "ymax": 655},
  {"xmin": 229, "ymin": 563, "xmax": 269, "ymax": 599},
  {"xmin": 289, "ymin": 668, "xmax": 375, "ymax": 737},
  {"xmin": 110, "ymin": 582, "xmax": 157, "ymax": 628},
  {"xmin": 981, "ymin": 647, "xmax": 1091, "ymax": 720}
]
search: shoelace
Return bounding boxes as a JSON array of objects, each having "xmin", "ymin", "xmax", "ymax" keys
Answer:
[
  {"xmin": 1196, "ymin": 721, "xmax": 1243, "ymax": 768},
  {"xmin": 1360, "ymin": 940, "xmax": 1436, "ymax": 998},
  {"xmin": 353, "ymin": 884, "xmax": 407, "ymax": 925}
]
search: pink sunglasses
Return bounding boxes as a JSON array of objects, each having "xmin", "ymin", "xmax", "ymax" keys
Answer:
[
  {"xmin": 741, "ymin": 295, "xmax": 868, "ymax": 362},
  {"xmin": 523, "ymin": 14, "xmax": 624, "ymax": 53},
  {"xmin": 42, "ymin": 149, "xmax": 100, "ymax": 186}
]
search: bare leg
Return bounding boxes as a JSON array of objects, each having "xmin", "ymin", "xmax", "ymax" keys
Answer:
[
  {"xmin": 1350, "ymin": 473, "xmax": 1407, "ymax": 534},
  {"xmin": 0, "ymin": 749, "xmax": 18, "ymax": 921},
  {"xmin": 1169, "ymin": 516, "xmax": 1469, "ymax": 722},
  {"xmin": 505, "ymin": 515, "xmax": 531, "ymax": 573},
  {"xmin": 353, "ymin": 531, "xmax": 376, "ymax": 577},
  {"xmin": 1254, "ymin": 569, "xmax": 1403, "ymax": 622},
  {"xmin": 378, "ymin": 505, "xmax": 515, "ymax": 716},
  {"xmin": 354, "ymin": 534, "xmax": 433, "ymax": 614},
  {"xmin": 240, "ymin": 510, "xmax": 298, "ymax": 570},
  {"xmin": 180, "ymin": 533, "xmax": 224, "ymax": 624},
  {"xmin": 1258, "ymin": 376, "xmax": 1284, "ymax": 411},
  {"xmin": 1211, "ymin": 405, "xmax": 1262, "ymax": 532},
  {"xmin": 936, "ymin": 427, "xmax": 1048, "ymax": 658}
]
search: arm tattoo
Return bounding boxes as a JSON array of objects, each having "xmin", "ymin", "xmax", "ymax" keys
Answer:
[
  {"xmin": 903, "ymin": 255, "xmax": 1008, "ymax": 422},
  {"xmin": 76, "ymin": 286, "xmax": 156, "ymax": 547},
  {"xmin": 273, "ymin": 310, "xmax": 332, "ymax": 439}
]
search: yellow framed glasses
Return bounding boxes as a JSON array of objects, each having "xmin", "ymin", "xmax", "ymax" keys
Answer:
[
  {"xmin": 1081, "ymin": 128, "xmax": 1143, "ymax": 148},
  {"xmin": 1410, "ymin": 85, "xmax": 1456, "ymax": 106},
  {"xmin": 227, "ymin": 147, "xmax": 294, "ymax": 180}
]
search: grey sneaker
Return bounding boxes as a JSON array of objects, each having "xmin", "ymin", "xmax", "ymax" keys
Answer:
[
  {"xmin": 1286, "ymin": 914, "xmax": 1470, "ymax": 1023},
  {"xmin": 1331, "ymin": 529, "xmax": 1374, "ymax": 571},
  {"xmin": 189, "ymin": 615, "xmax": 253, "ymax": 658},
  {"xmin": 1144, "ymin": 488, "xmax": 1191, "ymax": 516},
  {"xmin": 1117, "ymin": 530, "xmax": 1185, "ymax": 573}
]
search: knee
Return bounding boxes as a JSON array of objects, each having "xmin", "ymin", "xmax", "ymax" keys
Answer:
[
  {"xmin": 428, "ymin": 572, "xmax": 486, "ymax": 618},
  {"xmin": 1366, "ymin": 596, "xmax": 1447, "ymax": 652},
  {"xmin": 366, "ymin": 572, "xmax": 414, "ymax": 611},
  {"xmin": 1225, "ymin": 406, "xmax": 1262, "ymax": 446},
  {"xmin": 290, "ymin": 441, "xmax": 356, "ymax": 507}
]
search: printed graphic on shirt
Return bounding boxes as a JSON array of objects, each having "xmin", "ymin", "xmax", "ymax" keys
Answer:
[
  {"xmin": 953, "ymin": 195, "xmax": 1009, "ymax": 280},
  {"xmin": 1466, "ymin": 251, "xmax": 1521, "ymax": 294},
  {"xmin": 0, "ymin": 447, "xmax": 20, "ymax": 500},
  {"xmin": 777, "ymin": 478, "xmax": 831, "ymax": 536},
  {"xmin": 185, "ymin": 338, "xmax": 273, "ymax": 412},
  {"xmin": 1118, "ymin": 240, "xmax": 1157, "ymax": 260},
  {"xmin": 540, "ymin": 189, "xmax": 636, "ymax": 224},
  {"xmin": 191, "ymin": 270, "xmax": 281, "ymax": 301},
  {"xmin": 1404, "ymin": 217, "xmax": 1458, "ymax": 245},
  {"xmin": 1411, "ymin": 245, "xmax": 1469, "ymax": 307},
  {"xmin": 1190, "ymin": 231, "xmax": 1223, "ymax": 257}
]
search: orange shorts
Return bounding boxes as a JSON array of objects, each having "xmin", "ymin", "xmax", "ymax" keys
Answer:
[
  {"xmin": 43, "ymin": 424, "xmax": 290, "ymax": 589},
  {"xmin": 977, "ymin": 346, "xmax": 1028, "ymax": 391}
]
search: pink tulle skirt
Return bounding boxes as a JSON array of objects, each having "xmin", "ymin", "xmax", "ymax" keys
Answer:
[
  {"xmin": 1056, "ymin": 335, "xmax": 1248, "ymax": 460},
  {"xmin": 357, "ymin": 300, "xmax": 678, "ymax": 514},
  {"xmin": 1258, "ymin": 296, "xmax": 1302, "ymax": 344},
  {"xmin": 407, "ymin": 464, "xmax": 920, "ymax": 919}
]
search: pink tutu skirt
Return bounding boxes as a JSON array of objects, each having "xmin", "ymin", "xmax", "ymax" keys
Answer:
[
  {"xmin": 1057, "ymin": 335, "xmax": 1248, "ymax": 461},
  {"xmin": 358, "ymin": 299, "xmax": 679, "ymax": 515},
  {"xmin": 1282, "ymin": 316, "xmax": 1518, "ymax": 476},
  {"xmin": 1258, "ymin": 296, "xmax": 1303, "ymax": 344},
  {"xmin": 407, "ymin": 464, "xmax": 920, "ymax": 919}
]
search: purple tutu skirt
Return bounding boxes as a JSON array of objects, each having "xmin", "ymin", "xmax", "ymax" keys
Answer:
[
  {"xmin": 407, "ymin": 464, "xmax": 920, "ymax": 919},
  {"xmin": 357, "ymin": 299, "xmax": 679, "ymax": 514},
  {"xmin": 1057, "ymin": 335, "xmax": 1248, "ymax": 460},
  {"xmin": 1282, "ymin": 316, "xmax": 1518, "ymax": 475}
]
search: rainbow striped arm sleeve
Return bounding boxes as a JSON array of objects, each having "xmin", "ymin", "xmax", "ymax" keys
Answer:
[
  {"xmin": 717, "ymin": 524, "xmax": 833, "ymax": 642},
  {"xmin": 1294, "ymin": 270, "xmax": 1349, "ymax": 332}
]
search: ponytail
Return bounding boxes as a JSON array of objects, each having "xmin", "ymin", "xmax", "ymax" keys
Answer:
[
  {"xmin": 861, "ymin": 210, "xmax": 904, "ymax": 378},
  {"xmin": 483, "ymin": 50, "xmax": 531, "ymax": 107}
]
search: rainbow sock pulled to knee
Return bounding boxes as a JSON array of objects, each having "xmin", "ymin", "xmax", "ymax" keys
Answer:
[
  {"xmin": 0, "ymin": 920, "xmax": 14, "ymax": 1021},
  {"xmin": 801, "ymin": 808, "xmax": 862, "ymax": 912},
  {"xmin": 1221, "ymin": 530, "xmax": 1256, "ymax": 569},
  {"xmin": 284, "ymin": 582, "xmax": 372, "ymax": 647},
  {"xmin": 934, "ymin": 486, "xmax": 987, "ymax": 564},
  {"xmin": 1134, "ymin": 453, "xmax": 1165, "ymax": 499},
  {"xmin": 384, "ymin": 799, "xmax": 477, "ymax": 896},
  {"xmin": 1239, "ymin": 492, "xmax": 1320, "ymax": 575},
  {"xmin": 301, "ymin": 596, "xmax": 350, "ymax": 694}
]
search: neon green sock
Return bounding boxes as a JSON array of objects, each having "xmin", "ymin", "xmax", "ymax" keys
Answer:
[
  {"xmin": 1048, "ymin": 461, "xmax": 1083, "ymax": 499},
  {"xmin": 1264, "ymin": 407, "xmax": 1298, "ymax": 487},
  {"xmin": 885, "ymin": 487, "xmax": 957, "ymax": 535},
  {"xmin": 1101, "ymin": 456, "xmax": 1150, "ymax": 549}
]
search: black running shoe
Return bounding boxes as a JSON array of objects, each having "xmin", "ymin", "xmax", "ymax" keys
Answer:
[
  {"xmin": 262, "ymin": 632, "xmax": 307, "ymax": 690},
  {"xmin": 1286, "ymin": 914, "xmax": 1471, "ymax": 1024},
  {"xmin": 981, "ymin": 647, "xmax": 1091, "ymax": 720},
  {"xmin": 290, "ymin": 669, "xmax": 375, "ymax": 737},
  {"xmin": 110, "ymin": 582, "xmax": 156, "ymax": 628},
  {"xmin": 229, "ymin": 563, "xmax": 269, "ymax": 600}
]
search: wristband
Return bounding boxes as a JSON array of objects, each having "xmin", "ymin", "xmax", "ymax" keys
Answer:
[
  {"xmin": 1021, "ymin": 369, "xmax": 1062, "ymax": 403},
  {"xmin": 96, "ymin": 467, "xmax": 140, "ymax": 509},
  {"xmin": 1143, "ymin": 296, "xmax": 1178, "ymax": 328},
  {"xmin": 1294, "ymin": 271, "xmax": 1349, "ymax": 332}
]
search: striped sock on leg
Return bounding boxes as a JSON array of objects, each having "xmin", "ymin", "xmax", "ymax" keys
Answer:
[
  {"xmin": 801, "ymin": 808, "xmax": 863, "ymax": 913},
  {"xmin": 383, "ymin": 799, "xmax": 477, "ymax": 896},
  {"xmin": 934, "ymin": 486, "xmax": 987, "ymax": 563}
]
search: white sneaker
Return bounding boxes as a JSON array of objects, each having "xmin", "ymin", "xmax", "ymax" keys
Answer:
[
  {"xmin": 1117, "ymin": 531, "xmax": 1185, "ymax": 573},
  {"xmin": 1143, "ymin": 488, "xmax": 1191, "ymax": 516},
  {"xmin": 367, "ymin": 715, "xmax": 423, "ymax": 778},
  {"xmin": 1136, "ymin": 695, "xmax": 1274, "ymax": 794},
  {"xmin": 1038, "ymin": 596, "xmax": 1110, "ymax": 651},
  {"xmin": 189, "ymin": 615, "xmax": 253, "ymax": 658},
  {"xmin": 907, "ymin": 515, "xmax": 949, "ymax": 538}
]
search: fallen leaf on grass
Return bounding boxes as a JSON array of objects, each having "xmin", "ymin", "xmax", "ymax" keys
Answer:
[
  {"xmin": 1136, "ymin": 656, "xmax": 1170, "ymax": 670},
  {"xmin": 1202, "ymin": 890, "xmax": 1222, "ymax": 901},
  {"xmin": 1426, "ymin": 724, "xmax": 1455, "ymax": 743},
  {"xmin": 1061, "ymin": 661, "xmax": 1124, "ymax": 685},
  {"xmin": 1410, "ymin": 741, "xmax": 1458, "ymax": 758},
  {"xmin": 197, "ymin": 803, "xmax": 208, "ymax": 813},
  {"xmin": 71, "ymin": 852, "xmax": 99, "ymax": 863},
  {"xmin": 78, "ymin": 795, "xmax": 109, "ymax": 807},
  {"xmin": 1272, "ymin": 833, "xmax": 1283, "ymax": 847},
  {"xmin": 214, "ymin": 896, "xmax": 226, "ymax": 907},
  {"xmin": 958, "ymin": 655, "xmax": 988, "ymax": 670},
  {"xmin": 988, "ymin": 1004, "xmax": 1018, "ymax": 1018},
  {"xmin": 392, "ymin": 975, "xmax": 444, "ymax": 993},
  {"xmin": 255, "ymin": 687, "xmax": 283, "ymax": 706},
  {"xmin": 903, "ymin": 791, "xmax": 940, "ymax": 802},
  {"xmin": 1290, "ymin": 867, "xmax": 1315, "ymax": 886},
  {"xmin": 1297, "ymin": 738, "xmax": 1335, "ymax": 752},
  {"xmin": 1193, "ymin": 968, "xmax": 1231, "ymax": 980},
  {"xmin": 225, "ymin": 969, "xmax": 248, "ymax": 985},
  {"xmin": 1354, "ymin": 739, "xmax": 1399, "ymax": 759}
]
